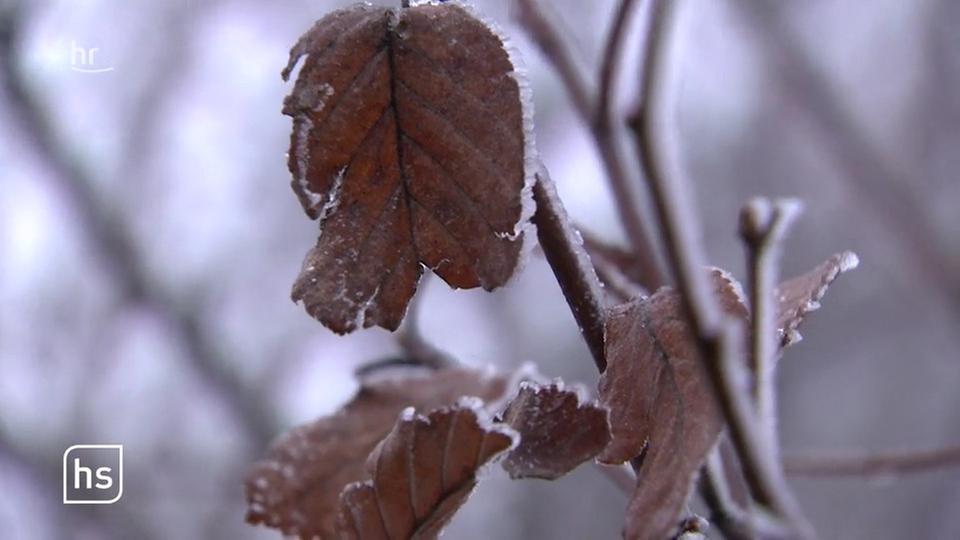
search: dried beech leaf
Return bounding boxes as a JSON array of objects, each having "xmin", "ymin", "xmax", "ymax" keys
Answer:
[
  {"xmin": 776, "ymin": 251, "xmax": 859, "ymax": 347},
  {"xmin": 599, "ymin": 269, "xmax": 747, "ymax": 540},
  {"xmin": 336, "ymin": 401, "xmax": 518, "ymax": 539},
  {"xmin": 283, "ymin": 2, "xmax": 532, "ymax": 334},
  {"xmin": 499, "ymin": 380, "xmax": 611, "ymax": 480},
  {"xmin": 245, "ymin": 366, "xmax": 510, "ymax": 539}
]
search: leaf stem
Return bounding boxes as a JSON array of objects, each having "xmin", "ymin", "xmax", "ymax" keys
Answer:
[
  {"xmin": 627, "ymin": 1, "xmax": 814, "ymax": 537},
  {"xmin": 532, "ymin": 166, "xmax": 608, "ymax": 372}
]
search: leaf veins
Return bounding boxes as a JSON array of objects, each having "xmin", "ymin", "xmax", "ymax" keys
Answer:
[
  {"xmin": 283, "ymin": 3, "xmax": 531, "ymax": 334},
  {"xmin": 336, "ymin": 401, "xmax": 517, "ymax": 539},
  {"xmin": 598, "ymin": 253, "xmax": 857, "ymax": 540},
  {"xmin": 498, "ymin": 380, "xmax": 611, "ymax": 480},
  {"xmin": 244, "ymin": 366, "xmax": 511, "ymax": 539}
]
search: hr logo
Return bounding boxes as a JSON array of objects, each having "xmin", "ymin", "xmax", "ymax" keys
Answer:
[
  {"xmin": 68, "ymin": 40, "xmax": 115, "ymax": 74},
  {"xmin": 63, "ymin": 444, "xmax": 123, "ymax": 504}
]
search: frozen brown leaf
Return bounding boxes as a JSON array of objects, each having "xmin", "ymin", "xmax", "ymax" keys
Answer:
[
  {"xmin": 499, "ymin": 380, "xmax": 611, "ymax": 480},
  {"xmin": 336, "ymin": 401, "xmax": 517, "ymax": 539},
  {"xmin": 776, "ymin": 251, "xmax": 859, "ymax": 347},
  {"xmin": 599, "ymin": 269, "xmax": 747, "ymax": 540},
  {"xmin": 244, "ymin": 366, "xmax": 511, "ymax": 539},
  {"xmin": 283, "ymin": 2, "xmax": 532, "ymax": 334}
]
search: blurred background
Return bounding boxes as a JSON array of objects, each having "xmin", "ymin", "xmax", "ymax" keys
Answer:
[{"xmin": 1, "ymin": 0, "xmax": 958, "ymax": 538}]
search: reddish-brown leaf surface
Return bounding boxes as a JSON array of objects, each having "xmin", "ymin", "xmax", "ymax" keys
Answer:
[
  {"xmin": 599, "ymin": 269, "xmax": 747, "ymax": 540},
  {"xmin": 336, "ymin": 401, "xmax": 517, "ymax": 539},
  {"xmin": 283, "ymin": 3, "xmax": 531, "ymax": 334},
  {"xmin": 499, "ymin": 381, "xmax": 611, "ymax": 480},
  {"xmin": 244, "ymin": 367, "xmax": 511, "ymax": 539},
  {"xmin": 598, "ymin": 253, "xmax": 856, "ymax": 539},
  {"xmin": 776, "ymin": 251, "xmax": 859, "ymax": 347}
]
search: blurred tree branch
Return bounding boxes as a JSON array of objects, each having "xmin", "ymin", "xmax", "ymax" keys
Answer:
[
  {"xmin": 728, "ymin": 0, "xmax": 960, "ymax": 311},
  {"xmin": 785, "ymin": 445, "xmax": 960, "ymax": 478},
  {"xmin": 0, "ymin": 5, "xmax": 276, "ymax": 453},
  {"xmin": 516, "ymin": 0, "xmax": 666, "ymax": 290}
]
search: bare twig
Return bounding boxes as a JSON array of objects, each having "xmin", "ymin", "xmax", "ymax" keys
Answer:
[
  {"xmin": 579, "ymin": 228, "xmax": 649, "ymax": 300},
  {"xmin": 395, "ymin": 275, "xmax": 456, "ymax": 369},
  {"xmin": 785, "ymin": 446, "xmax": 960, "ymax": 478},
  {"xmin": 628, "ymin": 1, "xmax": 813, "ymax": 537},
  {"xmin": 515, "ymin": 0, "xmax": 593, "ymax": 122},
  {"xmin": 700, "ymin": 448, "xmax": 794, "ymax": 540},
  {"xmin": 516, "ymin": 0, "xmax": 665, "ymax": 289},
  {"xmin": 596, "ymin": 0, "xmax": 641, "ymax": 129},
  {"xmin": 595, "ymin": 462, "xmax": 636, "ymax": 494},
  {"xmin": 0, "ymin": 9, "xmax": 275, "ymax": 451},
  {"xmin": 532, "ymin": 166, "xmax": 608, "ymax": 372},
  {"xmin": 700, "ymin": 450, "xmax": 754, "ymax": 540},
  {"xmin": 738, "ymin": 198, "xmax": 802, "ymax": 447}
]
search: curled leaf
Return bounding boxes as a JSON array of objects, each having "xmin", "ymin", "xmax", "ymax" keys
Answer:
[
  {"xmin": 599, "ymin": 269, "xmax": 747, "ymax": 540},
  {"xmin": 245, "ymin": 366, "xmax": 510, "ymax": 539},
  {"xmin": 283, "ymin": 2, "xmax": 532, "ymax": 334},
  {"xmin": 776, "ymin": 251, "xmax": 859, "ymax": 347},
  {"xmin": 336, "ymin": 401, "xmax": 517, "ymax": 539},
  {"xmin": 499, "ymin": 380, "xmax": 611, "ymax": 480}
]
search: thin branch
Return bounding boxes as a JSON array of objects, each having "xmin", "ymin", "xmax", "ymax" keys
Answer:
[
  {"xmin": 595, "ymin": 462, "xmax": 636, "ymax": 495},
  {"xmin": 628, "ymin": 1, "xmax": 814, "ymax": 537},
  {"xmin": 579, "ymin": 227, "xmax": 649, "ymax": 300},
  {"xmin": 700, "ymin": 448, "xmax": 793, "ymax": 540},
  {"xmin": 0, "ymin": 9, "xmax": 275, "ymax": 451},
  {"xmin": 395, "ymin": 274, "xmax": 456, "ymax": 369},
  {"xmin": 516, "ymin": 0, "xmax": 665, "ymax": 289},
  {"xmin": 592, "ymin": 254, "xmax": 647, "ymax": 302},
  {"xmin": 700, "ymin": 450, "xmax": 754, "ymax": 540},
  {"xmin": 738, "ymin": 198, "xmax": 802, "ymax": 448},
  {"xmin": 784, "ymin": 446, "xmax": 960, "ymax": 478},
  {"xmin": 532, "ymin": 165, "xmax": 608, "ymax": 372},
  {"xmin": 515, "ymin": 0, "xmax": 593, "ymax": 122},
  {"xmin": 596, "ymin": 0, "xmax": 641, "ymax": 129}
]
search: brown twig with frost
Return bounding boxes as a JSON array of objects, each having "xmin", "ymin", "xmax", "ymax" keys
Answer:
[
  {"xmin": 628, "ymin": 1, "xmax": 814, "ymax": 537},
  {"xmin": 739, "ymin": 198, "xmax": 802, "ymax": 448},
  {"xmin": 532, "ymin": 166, "xmax": 608, "ymax": 372},
  {"xmin": 516, "ymin": 0, "xmax": 664, "ymax": 289}
]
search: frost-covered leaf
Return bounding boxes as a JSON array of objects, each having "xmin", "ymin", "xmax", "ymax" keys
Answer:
[
  {"xmin": 498, "ymin": 380, "xmax": 611, "ymax": 480},
  {"xmin": 599, "ymin": 269, "xmax": 747, "ymax": 540},
  {"xmin": 336, "ymin": 401, "xmax": 517, "ymax": 539},
  {"xmin": 283, "ymin": 2, "xmax": 533, "ymax": 334},
  {"xmin": 776, "ymin": 251, "xmax": 859, "ymax": 347},
  {"xmin": 244, "ymin": 366, "xmax": 511, "ymax": 539}
]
